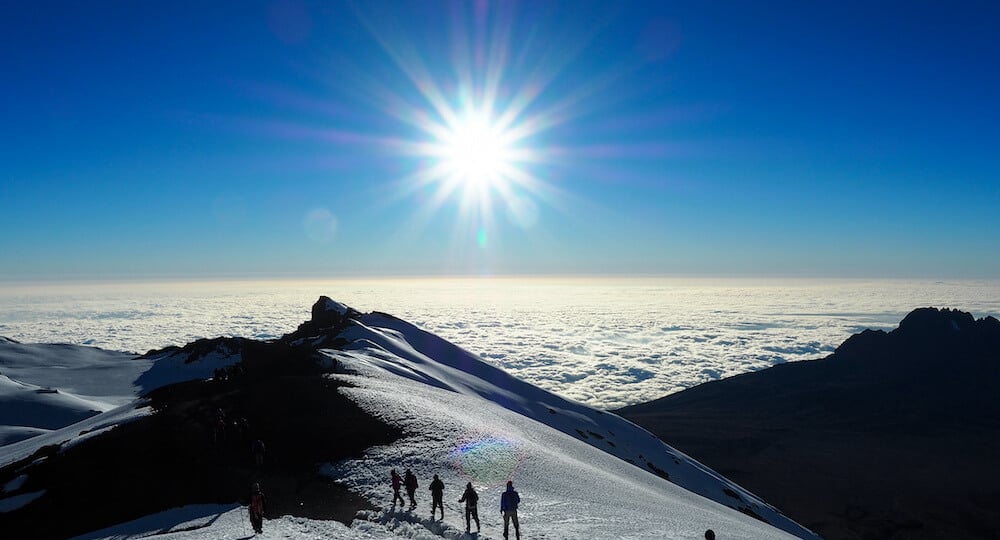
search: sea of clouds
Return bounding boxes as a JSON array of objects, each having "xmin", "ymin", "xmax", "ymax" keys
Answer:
[{"xmin": 1, "ymin": 278, "xmax": 997, "ymax": 409}]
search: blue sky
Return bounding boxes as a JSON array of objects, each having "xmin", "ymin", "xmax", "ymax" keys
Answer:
[{"xmin": 2, "ymin": 0, "xmax": 998, "ymax": 280}]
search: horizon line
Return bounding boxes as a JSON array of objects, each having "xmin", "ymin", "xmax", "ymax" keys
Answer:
[{"xmin": 2, "ymin": 272, "xmax": 999, "ymax": 288}]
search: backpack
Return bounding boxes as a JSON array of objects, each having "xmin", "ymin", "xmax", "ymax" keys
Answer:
[{"xmin": 502, "ymin": 490, "xmax": 519, "ymax": 511}]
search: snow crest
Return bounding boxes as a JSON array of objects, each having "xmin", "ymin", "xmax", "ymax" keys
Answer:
[{"xmin": 315, "ymin": 312, "xmax": 817, "ymax": 539}]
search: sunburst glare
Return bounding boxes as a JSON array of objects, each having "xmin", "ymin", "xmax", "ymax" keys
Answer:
[
  {"xmin": 439, "ymin": 108, "xmax": 510, "ymax": 189},
  {"xmin": 341, "ymin": 3, "xmax": 602, "ymax": 250},
  {"xmin": 405, "ymin": 98, "xmax": 543, "ymax": 239},
  {"xmin": 241, "ymin": 2, "xmax": 665, "ymax": 260}
]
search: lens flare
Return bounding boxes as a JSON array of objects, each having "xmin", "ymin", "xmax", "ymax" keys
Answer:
[{"xmin": 450, "ymin": 436, "xmax": 523, "ymax": 486}]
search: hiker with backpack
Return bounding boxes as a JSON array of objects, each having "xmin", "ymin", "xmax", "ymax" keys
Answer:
[
  {"xmin": 249, "ymin": 482, "xmax": 266, "ymax": 534},
  {"xmin": 429, "ymin": 474, "xmax": 445, "ymax": 519},
  {"xmin": 404, "ymin": 469, "xmax": 418, "ymax": 509},
  {"xmin": 458, "ymin": 482, "xmax": 481, "ymax": 533},
  {"xmin": 500, "ymin": 480, "xmax": 521, "ymax": 540},
  {"xmin": 390, "ymin": 468, "xmax": 405, "ymax": 507}
]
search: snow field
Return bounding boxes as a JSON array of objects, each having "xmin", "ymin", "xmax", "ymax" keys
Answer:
[
  {"xmin": 323, "ymin": 313, "xmax": 815, "ymax": 538},
  {"xmin": 1, "ymin": 301, "xmax": 818, "ymax": 539},
  {"xmin": 323, "ymin": 355, "xmax": 799, "ymax": 539}
]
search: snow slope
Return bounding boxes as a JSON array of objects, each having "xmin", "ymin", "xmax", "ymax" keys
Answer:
[
  {"xmin": 0, "ymin": 374, "xmax": 110, "ymax": 430},
  {"xmin": 0, "ymin": 337, "xmax": 241, "ymax": 451},
  {"xmin": 0, "ymin": 339, "xmax": 148, "ymax": 446},
  {"xmin": 0, "ymin": 339, "xmax": 146, "ymax": 405},
  {"xmin": 2, "ymin": 302, "xmax": 818, "ymax": 539},
  {"xmin": 315, "ymin": 311, "xmax": 817, "ymax": 539}
]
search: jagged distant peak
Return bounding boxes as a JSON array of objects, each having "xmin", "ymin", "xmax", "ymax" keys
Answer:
[
  {"xmin": 897, "ymin": 306, "xmax": 978, "ymax": 332},
  {"xmin": 834, "ymin": 306, "xmax": 1000, "ymax": 359}
]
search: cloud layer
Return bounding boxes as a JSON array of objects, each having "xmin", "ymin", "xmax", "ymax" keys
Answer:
[{"xmin": 1, "ymin": 278, "xmax": 997, "ymax": 409}]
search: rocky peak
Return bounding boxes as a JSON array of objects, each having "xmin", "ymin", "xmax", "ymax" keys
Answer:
[
  {"xmin": 834, "ymin": 307, "xmax": 1000, "ymax": 362},
  {"xmin": 897, "ymin": 307, "xmax": 976, "ymax": 334},
  {"xmin": 278, "ymin": 297, "xmax": 360, "ymax": 347},
  {"xmin": 310, "ymin": 296, "xmax": 352, "ymax": 328}
]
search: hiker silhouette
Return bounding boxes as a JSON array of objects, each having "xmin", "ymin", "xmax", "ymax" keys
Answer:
[
  {"xmin": 390, "ymin": 468, "xmax": 405, "ymax": 506},
  {"xmin": 500, "ymin": 480, "xmax": 521, "ymax": 540},
  {"xmin": 459, "ymin": 482, "xmax": 481, "ymax": 533},
  {"xmin": 249, "ymin": 482, "xmax": 266, "ymax": 534},
  {"xmin": 429, "ymin": 474, "xmax": 445, "ymax": 519},
  {"xmin": 404, "ymin": 469, "xmax": 418, "ymax": 508}
]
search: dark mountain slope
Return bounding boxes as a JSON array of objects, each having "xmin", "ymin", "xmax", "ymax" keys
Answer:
[{"xmin": 618, "ymin": 308, "xmax": 1000, "ymax": 540}]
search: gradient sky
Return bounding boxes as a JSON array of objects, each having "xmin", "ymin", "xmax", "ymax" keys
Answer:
[{"xmin": 2, "ymin": 0, "xmax": 998, "ymax": 280}]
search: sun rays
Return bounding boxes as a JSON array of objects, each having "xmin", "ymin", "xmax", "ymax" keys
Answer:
[
  {"xmin": 242, "ymin": 2, "xmax": 659, "ymax": 260},
  {"xmin": 346, "ymin": 2, "xmax": 587, "ymax": 249}
]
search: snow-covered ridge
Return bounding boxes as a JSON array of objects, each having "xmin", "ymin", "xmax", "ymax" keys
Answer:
[
  {"xmin": 310, "ymin": 303, "xmax": 818, "ymax": 538},
  {"xmin": 1, "ymin": 299, "xmax": 818, "ymax": 539}
]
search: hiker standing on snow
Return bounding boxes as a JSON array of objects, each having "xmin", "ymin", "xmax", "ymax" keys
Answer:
[
  {"xmin": 500, "ymin": 480, "xmax": 521, "ymax": 540},
  {"xmin": 390, "ymin": 468, "xmax": 405, "ymax": 507},
  {"xmin": 249, "ymin": 482, "xmax": 266, "ymax": 534},
  {"xmin": 404, "ymin": 469, "xmax": 418, "ymax": 508},
  {"xmin": 458, "ymin": 482, "xmax": 481, "ymax": 533},
  {"xmin": 252, "ymin": 438, "xmax": 266, "ymax": 468},
  {"xmin": 429, "ymin": 474, "xmax": 445, "ymax": 519}
]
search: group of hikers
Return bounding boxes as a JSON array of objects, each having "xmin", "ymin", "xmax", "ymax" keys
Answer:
[
  {"xmin": 209, "ymin": 405, "xmax": 267, "ymax": 467},
  {"xmin": 390, "ymin": 468, "xmax": 521, "ymax": 539},
  {"xmin": 209, "ymin": 405, "xmax": 270, "ymax": 534}
]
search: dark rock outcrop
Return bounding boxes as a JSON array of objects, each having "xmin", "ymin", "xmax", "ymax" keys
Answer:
[
  {"xmin": 281, "ymin": 296, "xmax": 360, "ymax": 348},
  {"xmin": 618, "ymin": 307, "xmax": 1000, "ymax": 540}
]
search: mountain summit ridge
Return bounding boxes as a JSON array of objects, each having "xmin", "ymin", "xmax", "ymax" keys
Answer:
[{"xmin": 0, "ymin": 297, "xmax": 814, "ymax": 539}]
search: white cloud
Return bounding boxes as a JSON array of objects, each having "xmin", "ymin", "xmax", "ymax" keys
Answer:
[{"xmin": 1, "ymin": 278, "xmax": 998, "ymax": 409}]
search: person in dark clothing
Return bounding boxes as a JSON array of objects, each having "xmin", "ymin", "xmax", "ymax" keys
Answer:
[
  {"xmin": 458, "ymin": 482, "xmax": 481, "ymax": 533},
  {"xmin": 213, "ymin": 417, "xmax": 226, "ymax": 445},
  {"xmin": 500, "ymin": 480, "xmax": 521, "ymax": 540},
  {"xmin": 390, "ymin": 468, "xmax": 405, "ymax": 507},
  {"xmin": 404, "ymin": 469, "xmax": 418, "ymax": 508},
  {"xmin": 249, "ymin": 482, "xmax": 266, "ymax": 534},
  {"xmin": 705, "ymin": 530, "xmax": 716, "ymax": 540},
  {"xmin": 252, "ymin": 439, "xmax": 265, "ymax": 468},
  {"xmin": 429, "ymin": 474, "xmax": 445, "ymax": 518}
]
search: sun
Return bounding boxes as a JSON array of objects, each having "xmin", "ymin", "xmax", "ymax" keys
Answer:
[{"xmin": 437, "ymin": 109, "xmax": 513, "ymax": 189}]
